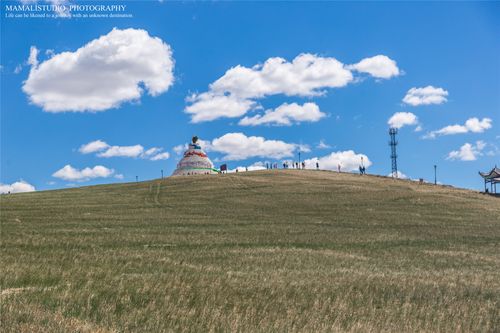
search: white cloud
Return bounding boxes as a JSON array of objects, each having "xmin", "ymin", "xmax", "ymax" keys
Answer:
[
  {"xmin": 207, "ymin": 133, "xmax": 297, "ymax": 161},
  {"xmin": 447, "ymin": 141, "xmax": 486, "ymax": 161},
  {"xmin": 52, "ymin": 165, "xmax": 115, "ymax": 181},
  {"xmin": 98, "ymin": 145, "xmax": 144, "ymax": 158},
  {"xmin": 464, "ymin": 117, "xmax": 493, "ymax": 132},
  {"xmin": 28, "ymin": 46, "xmax": 39, "ymax": 67},
  {"xmin": 23, "ymin": 28, "xmax": 174, "ymax": 112},
  {"xmin": 79, "ymin": 140, "xmax": 109, "ymax": 154},
  {"xmin": 185, "ymin": 93, "xmax": 255, "ymax": 123},
  {"xmin": 387, "ymin": 170, "xmax": 409, "ymax": 179},
  {"xmin": 316, "ymin": 140, "xmax": 331, "ymax": 149},
  {"xmin": 297, "ymin": 144, "xmax": 311, "ymax": 153},
  {"xmin": 424, "ymin": 117, "xmax": 492, "ymax": 139},
  {"xmin": 402, "ymin": 86, "xmax": 448, "ymax": 106},
  {"xmin": 0, "ymin": 180, "xmax": 36, "ymax": 194},
  {"xmin": 173, "ymin": 143, "xmax": 188, "ymax": 155},
  {"xmin": 197, "ymin": 139, "xmax": 213, "ymax": 151},
  {"xmin": 79, "ymin": 140, "xmax": 169, "ymax": 160},
  {"xmin": 348, "ymin": 55, "xmax": 400, "ymax": 79},
  {"xmin": 143, "ymin": 147, "xmax": 162, "ymax": 157},
  {"xmin": 304, "ymin": 150, "xmax": 372, "ymax": 172},
  {"xmin": 239, "ymin": 102, "xmax": 325, "ymax": 126},
  {"xmin": 185, "ymin": 53, "xmax": 399, "ymax": 122},
  {"xmin": 388, "ymin": 112, "xmax": 418, "ymax": 129},
  {"xmin": 210, "ymin": 53, "xmax": 354, "ymax": 99},
  {"xmin": 149, "ymin": 152, "xmax": 170, "ymax": 161}
]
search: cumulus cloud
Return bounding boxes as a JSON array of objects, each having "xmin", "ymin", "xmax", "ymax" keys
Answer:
[
  {"xmin": 210, "ymin": 54, "xmax": 354, "ymax": 99},
  {"xmin": 185, "ymin": 93, "xmax": 256, "ymax": 123},
  {"xmin": 402, "ymin": 86, "xmax": 448, "ymax": 106},
  {"xmin": 185, "ymin": 53, "xmax": 399, "ymax": 122},
  {"xmin": 464, "ymin": 117, "xmax": 493, "ymax": 132},
  {"xmin": 205, "ymin": 133, "xmax": 298, "ymax": 161},
  {"xmin": 348, "ymin": 55, "xmax": 400, "ymax": 79},
  {"xmin": 304, "ymin": 150, "xmax": 372, "ymax": 172},
  {"xmin": 297, "ymin": 144, "xmax": 311, "ymax": 153},
  {"xmin": 98, "ymin": 145, "xmax": 144, "ymax": 158},
  {"xmin": 173, "ymin": 143, "xmax": 188, "ymax": 155},
  {"xmin": 388, "ymin": 112, "xmax": 418, "ymax": 129},
  {"xmin": 447, "ymin": 141, "xmax": 486, "ymax": 161},
  {"xmin": 52, "ymin": 165, "xmax": 115, "ymax": 181},
  {"xmin": 424, "ymin": 117, "xmax": 492, "ymax": 139},
  {"xmin": 239, "ymin": 102, "xmax": 325, "ymax": 126},
  {"xmin": 0, "ymin": 180, "xmax": 36, "ymax": 194},
  {"xmin": 142, "ymin": 147, "xmax": 162, "ymax": 157},
  {"xmin": 28, "ymin": 46, "xmax": 39, "ymax": 67},
  {"xmin": 79, "ymin": 140, "xmax": 169, "ymax": 161},
  {"xmin": 149, "ymin": 152, "xmax": 170, "ymax": 161},
  {"xmin": 387, "ymin": 170, "xmax": 409, "ymax": 179},
  {"xmin": 23, "ymin": 28, "xmax": 174, "ymax": 112},
  {"xmin": 79, "ymin": 140, "xmax": 109, "ymax": 154}
]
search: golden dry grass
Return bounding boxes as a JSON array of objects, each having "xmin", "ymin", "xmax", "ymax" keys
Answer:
[{"xmin": 1, "ymin": 170, "xmax": 499, "ymax": 332}]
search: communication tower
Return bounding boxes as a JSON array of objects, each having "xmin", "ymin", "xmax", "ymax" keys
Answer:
[{"xmin": 389, "ymin": 128, "xmax": 398, "ymax": 178}]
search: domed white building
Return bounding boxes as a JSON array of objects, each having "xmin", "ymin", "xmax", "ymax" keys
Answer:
[{"xmin": 172, "ymin": 137, "xmax": 219, "ymax": 176}]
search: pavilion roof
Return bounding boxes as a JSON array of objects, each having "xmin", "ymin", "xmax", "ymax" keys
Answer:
[{"xmin": 479, "ymin": 167, "xmax": 500, "ymax": 181}]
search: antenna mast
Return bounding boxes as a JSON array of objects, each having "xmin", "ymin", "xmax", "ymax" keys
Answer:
[{"xmin": 389, "ymin": 128, "xmax": 398, "ymax": 178}]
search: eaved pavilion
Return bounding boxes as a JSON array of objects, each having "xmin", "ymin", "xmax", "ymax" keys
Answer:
[{"xmin": 479, "ymin": 166, "xmax": 500, "ymax": 194}]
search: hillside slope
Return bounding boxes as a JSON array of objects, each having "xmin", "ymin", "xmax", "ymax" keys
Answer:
[{"xmin": 1, "ymin": 170, "xmax": 499, "ymax": 332}]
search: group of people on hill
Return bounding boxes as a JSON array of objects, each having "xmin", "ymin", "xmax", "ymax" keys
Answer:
[
  {"xmin": 283, "ymin": 161, "xmax": 306, "ymax": 169},
  {"xmin": 266, "ymin": 162, "xmax": 279, "ymax": 169},
  {"xmin": 246, "ymin": 161, "xmax": 367, "ymax": 174},
  {"xmin": 266, "ymin": 161, "xmax": 312, "ymax": 170}
]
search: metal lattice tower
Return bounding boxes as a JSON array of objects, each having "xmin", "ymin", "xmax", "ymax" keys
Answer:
[{"xmin": 389, "ymin": 128, "xmax": 398, "ymax": 178}]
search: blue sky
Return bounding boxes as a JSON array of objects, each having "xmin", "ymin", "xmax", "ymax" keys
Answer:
[{"xmin": 1, "ymin": 1, "xmax": 499, "ymax": 192}]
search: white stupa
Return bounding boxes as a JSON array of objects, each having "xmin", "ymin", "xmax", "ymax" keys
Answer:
[{"xmin": 172, "ymin": 136, "xmax": 219, "ymax": 176}]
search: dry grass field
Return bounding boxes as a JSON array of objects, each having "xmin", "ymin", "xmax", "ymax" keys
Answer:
[{"xmin": 1, "ymin": 170, "xmax": 499, "ymax": 332}]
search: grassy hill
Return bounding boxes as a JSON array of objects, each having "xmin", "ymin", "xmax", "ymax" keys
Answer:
[{"xmin": 1, "ymin": 170, "xmax": 499, "ymax": 332}]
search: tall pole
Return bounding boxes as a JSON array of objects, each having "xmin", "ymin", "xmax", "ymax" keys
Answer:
[
  {"xmin": 434, "ymin": 165, "xmax": 437, "ymax": 185},
  {"xmin": 298, "ymin": 152, "xmax": 301, "ymax": 165},
  {"xmin": 161, "ymin": 169, "xmax": 164, "ymax": 179},
  {"xmin": 136, "ymin": 176, "xmax": 138, "ymax": 182}
]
